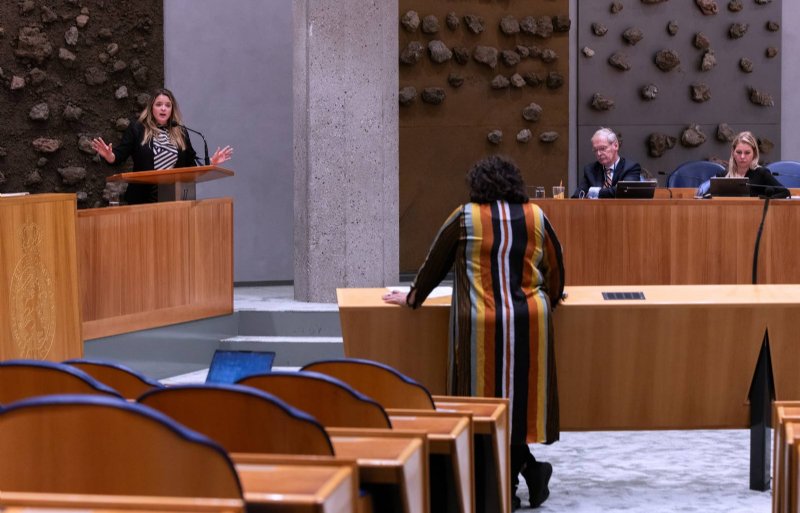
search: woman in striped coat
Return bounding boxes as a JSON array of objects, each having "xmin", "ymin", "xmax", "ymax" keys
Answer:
[{"xmin": 384, "ymin": 155, "xmax": 564, "ymax": 509}]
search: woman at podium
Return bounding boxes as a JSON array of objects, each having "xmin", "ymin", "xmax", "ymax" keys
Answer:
[
  {"xmin": 91, "ymin": 88, "xmax": 233, "ymax": 204},
  {"xmin": 383, "ymin": 155, "xmax": 565, "ymax": 510}
]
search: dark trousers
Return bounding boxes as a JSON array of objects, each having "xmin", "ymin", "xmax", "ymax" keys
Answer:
[{"xmin": 511, "ymin": 443, "xmax": 535, "ymax": 489}]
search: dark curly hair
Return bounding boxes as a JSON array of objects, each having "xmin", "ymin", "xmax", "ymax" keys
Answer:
[{"xmin": 467, "ymin": 155, "xmax": 528, "ymax": 204}]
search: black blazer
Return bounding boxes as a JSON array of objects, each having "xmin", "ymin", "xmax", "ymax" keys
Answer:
[
  {"xmin": 713, "ymin": 166, "xmax": 790, "ymax": 198},
  {"xmin": 111, "ymin": 120, "xmax": 198, "ymax": 204},
  {"xmin": 572, "ymin": 157, "xmax": 642, "ymax": 198}
]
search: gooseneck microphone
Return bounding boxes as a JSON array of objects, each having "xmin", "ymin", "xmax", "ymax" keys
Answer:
[{"xmin": 170, "ymin": 121, "xmax": 209, "ymax": 165}]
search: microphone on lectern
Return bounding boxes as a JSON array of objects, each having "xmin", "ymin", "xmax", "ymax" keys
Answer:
[{"xmin": 171, "ymin": 121, "xmax": 210, "ymax": 165}]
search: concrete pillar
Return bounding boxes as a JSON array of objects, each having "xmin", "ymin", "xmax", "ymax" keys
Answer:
[{"xmin": 293, "ymin": 0, "xmax": 399, "ymax": 302}]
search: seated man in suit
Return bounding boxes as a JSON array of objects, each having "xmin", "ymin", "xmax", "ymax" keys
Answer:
[{"xmin": 573, "ymin": 127, "xmax": 642, "ymax": 198}]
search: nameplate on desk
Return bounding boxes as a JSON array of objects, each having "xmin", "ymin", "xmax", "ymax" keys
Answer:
[{"xmin": 602, "ymin": 291, "xmax": 646, "ymax": 300}]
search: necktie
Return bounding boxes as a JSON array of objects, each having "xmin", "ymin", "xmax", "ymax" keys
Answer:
[{"xmin": 603, "ymin": 166, "xmax": 613, "ymax": 188}]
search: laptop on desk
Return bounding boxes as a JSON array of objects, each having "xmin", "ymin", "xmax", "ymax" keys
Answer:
[
  {"xmin": 708, "ymin": 177, "xmax": 749, "ymax": 197},
  {"xmin": 205, "ymin": 349, "xmax": 275, "ymax": 384},
  {"xmin": 615, "ymin": 181, "xmax": 657, "ymax": 199}
]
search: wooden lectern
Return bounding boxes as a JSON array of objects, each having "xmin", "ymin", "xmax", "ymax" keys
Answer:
[
  {"xmin": 107, "ymin": 165, "xmax": 234, "ymax": 202},
  {"xmin": 0, "ymin": 193, "xmax": 82, "ymax": 360}
]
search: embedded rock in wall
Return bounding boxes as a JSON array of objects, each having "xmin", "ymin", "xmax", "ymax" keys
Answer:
[
  {"xmin": 487, "ymin": 129, "xmax": 503, "ymax": 144},
  {"xmin": 11, "ymin": 76, "xmax": 26, "ymax": 90},
  {"xmin": 421, "ymin": 87, "xmax": 445, "ymax": 105},
  {"xmin": 740, "ymin": 58, "xmax": 753, "ymax": 73},
  {"xmin": 29, "ymin": 102, "xmax": 50, "ymax": 121},
  {"xmin": 582, "ymin": 46, "xmax": 595, "ymax": 57},
  {"xmin": 64, "ymin": 26, "xmax": 79, "ymax": 45},
  {"xmin": 729, "ymin": 23, "xmax": 748, "ymax": 39},
  {"xmin": 428, "ymin": 40, "xmax": 452, "ymax": 63},
  {"xmin": 510, "ymin": 74, "xmax": 526, "ymax": 88},
  {"xmin": 116, "ymin": 118, "xmax": 130, "ymax": 131},
  {"xmin": 421, "ymin": 15, "xmax": 439, "ymax": 34},
  {"xmin": 694, "ymin": 33, "xmax": 711, "ymax": 50},
  {"xmin": 528, "ymin": 45, "xmax": 543, "ymax": 58},
  {"xmin": 647, "ymin": 133, "xmax": 677, "ymax": 157},
  {"xmin": 500, "ymin": 15, "xmax": 520, "ymax": 35},
  {"xmin": 690, "ymin": 83, "xmax": 711, "ymax": 102},
  {"xmin": 446, "ymin": 12, "xmax": 459, "ymax": 30},
  {"xmin": 622, "ymin": 28, "xmax": 644, "ymax": 45},
  {"xmin": 57, "ymin": 166, "xmax": 86, "ymax": 185},
  {"xmin": 58, "ymin": 47, "xmax": 76, "ymax": 67},
  {"xmin": 399, "ymin": 86, "xmax": 416, "ymax": 106},
  {"xmin": 667, "ymin": 21, "xmax": 679, "ymax": 36},
  {"xmin": 453, "ymin": 47, "xmax": 470, "ymax": 64},
  {"xmin": 14, "ymin": 26, "xmax": 53, "ymax": 63},
  {"xmin": 520, "ymin": 16, "xmax": 536, "ymax": 35},
  {"xmin": 728, "ymin": 0, "xmax": 742, "ymax": 12},
  {"xmin": 32, "ymin": 137, "xmax": 61, "ymax": 153},
  {"xmin": 26, "ymin": 170, "xmax": 43, "ymax": 186},
  {"xmin": 716, "ymin": 123, "xmax": 735, "ymax": 142},
  {"xmin": 534, "ymin": 16, "xmax": 554, "ymax": 38},
  {"xmin": 641, "ymin": 84, "xmax": 659, "ymax": 100},
  {"xmin": 766, "ymin": 21, "xmax": 780, "ymax": 32},
  {"xmin": 748, "ymin": 87, "xmax": 774, "ymax": 107},
  {"xmin": 539, "ymin": 131, "xmax": 559, "ymax": 143},
  {"xmin": 77, "ymin": 135, "xmax": 94, "ymax": 154},
  {"xmin": 608, "ymin": 53, "xmax": 631, "ymax": 71},
  {"xmin": 522, "ymin": 102, "xmax": 543, "ymax": 122},
  {"xmin": 546, "ymin": 71, "xmax": 565, "ymax": 89},
  {"xmin": 681, "ymin": 125, "xmax": 707, "ymax": 147},
  {"xmin": 700, "ymin": 50, "xmax": 716, "ymax": 71},
  {"xmin": 400, "ymin": 41, "xmax": 425, "ymax": 65},
  {"xmin": 654, "ymin": 49, "xmax": 680, "ymax": 71},
  {"xmin": 516, "ymin": 45, "xmax": 530, "ymax": 58},
  {"xmin": 541, "ymin": 49, "xmax": 558, "ymax": 63},
  {"xmin": 114, "ymin": 85, "xmax": 128, "ymax": 99},
  {"xmin": 517, "ymin": 129, "xmax": 532, "ymax": 143},
  {"xmin": 524, "ymin": 72, "xmax": 544, "ymax": 87},
  {"xmin": 464, "ymin": 14, "xmax": 484, "ymax": 34},
  {"xmin": 758, "ymin": 137, "xmax": 774, "ymax": 154},
  {"xmin": 401, "ymin": 11, "xmax": 420, "ymax": 32},
  {"xmin": 491, "ymin": 75, "xmax": 511, "ymax": 89},
  {"xmin": 592, "ymin": 23, "xmax": 608, "ymax": 36},
  {"xmin": 591, "ymin": 93, "xmax": 615, "ymax": 111},
  {"xmin": 473, "ymin": 46, "xmax": 498, "ymax": 68},
  {"xmin": 553, "ymin": 15, "xmax": 571, "ymax": 32},
  {"xmin": 84, "ymin": 66, "xmax": 108, "ymax": 85},
  {"xmin": 447, "ymin": 74, "xmax": 464, "ymax": 88},
  {"xmin": 695, "ymin": 0, "xmax": 719, "ymax": 15},
  {"xmin": 611, "ymin": 1, "xmax": 624, "ymax": 14},
  {"xmin": 766, "ymin": 47, "xmax": 778, "ymax": 59},
  {"xmin": 501, "ymin": 50, "xmax": 521, "ymax": 67}
]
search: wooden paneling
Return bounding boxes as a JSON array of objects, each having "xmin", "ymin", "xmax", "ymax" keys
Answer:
[
  {"xmin": 534, "ymin": 198, "xmax": 800, "ymax": 285},
  {"xmin": 77, "ymin": 199, "xmax": 233, "ymax": 340},
  {"xmin": 0, "ymin": 194, "xmax": 82, "ymax": 360}
]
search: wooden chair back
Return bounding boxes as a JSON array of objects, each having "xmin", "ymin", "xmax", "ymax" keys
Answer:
[
  {"xmin": 64, "ymin": 359, "xmax": 163, "ymax": 400},
  {"xmin": 0, "ymin": 360, "xmax": 123, "ymax": 404},
  {"xmin": 0, "ymin": 394, "xmax": 242, "ymax": 498},
  {"xmin": 302, "ymin": 358, "xmax": 436, "ymax": 410},
  {"xmin": 138, "ymin": 384, "xmax": 334, "ymax": 455},
  {"xmin": 237, "ymin": 371, "xmax": 392, "ymax": 429}
]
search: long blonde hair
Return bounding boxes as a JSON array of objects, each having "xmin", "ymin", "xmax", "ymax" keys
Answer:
[
  {"xmin": 137, "ymin": 88, "xmax": 188, "ymax": 150},
  {"xmin": 726, "ymin": 131, "xmax": 759, "ymax": 177}
]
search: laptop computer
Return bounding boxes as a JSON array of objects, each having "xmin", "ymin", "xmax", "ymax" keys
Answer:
[
  {"xmin": 205, "ymin": 349, "xmax": 276, "ymax": 384},
  {"xmin": 708, "ymin": 177, "xmax": 749, "ymax": 197},
  {"xmin": 615, "ymin": 181, "xmax": 657, "ymax": 199}
]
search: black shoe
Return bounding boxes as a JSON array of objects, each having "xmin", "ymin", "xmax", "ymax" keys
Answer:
[
  {"xmin": 522, "ymin": 461, "xmax": 552, "ymax": 508},
  {"xmin": 512, "ymin": 494, "xmax": 522, "ymax": 511}
]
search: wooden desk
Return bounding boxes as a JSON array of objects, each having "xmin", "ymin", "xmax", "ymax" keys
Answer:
[
  {"xmin": 77, "ymin": 199, "xmax": 233, "ymax": 339},
  {"xmin": 0, "ymin": 194, "xmax": 82, "ymax": 360},
  {"xmin": 0, "ymin": 493, "xmax": 243, "ymax": 513},
  {"xmin": 532, "ymin": 197, "xmax": 800, "ymax": 285}
]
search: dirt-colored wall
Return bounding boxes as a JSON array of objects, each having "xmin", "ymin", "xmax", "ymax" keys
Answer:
[
  {"xmin": 399, "ymin": 1, "xmax": 570, "ymax": 272},
  {"xmin": 0, "ymin": 0, "xmax": 163, "ymax": 207}
]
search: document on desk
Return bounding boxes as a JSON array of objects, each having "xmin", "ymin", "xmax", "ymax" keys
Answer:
[{"xmin": 386, "ymin": 285, "xmax": 453, "ymax": 299}]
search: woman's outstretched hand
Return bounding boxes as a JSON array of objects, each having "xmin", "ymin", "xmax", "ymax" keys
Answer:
[
  {"xmin": 382, "ymin": 290, "xmax": 408, "ymax": 306},
  {"xmin": 210, "ymin": 145, "xmax": 234, "ymax": 166},
  {"xmin": 91, "ymin": 137, "xmax": 115, "ymax": 164}
]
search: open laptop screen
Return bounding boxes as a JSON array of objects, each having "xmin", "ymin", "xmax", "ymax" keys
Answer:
[
  {"xmin": 615, "ymin": 181, "xmax": 657, "ymax": 199},
  {"xmin": 708, "ymin": 177, "xmax": 749, "ymax": 197},
  {"xmin": 205, "ymin": 350, "xmax": 276, "ymax": 384}
]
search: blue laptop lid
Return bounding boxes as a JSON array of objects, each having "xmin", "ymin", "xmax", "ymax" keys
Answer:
[{"xmin": 205, "ymin": 350, "xmax": 275, "ymax": 384}]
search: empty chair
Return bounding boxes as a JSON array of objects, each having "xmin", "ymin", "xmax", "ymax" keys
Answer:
[
  {"xmin": 238, "ymin": 370, "xmax": 392, "ymax": 429},
  {"xmin": 767, "ymin": 161, "xmax": 800, "ymax": 187},
  {"xmin": 64, "ymin": 358, "xmax": 163, "ymax": 400},
  {"xmin": 138, "ymin": 383, "xmax": 334, "ymax": 455},
  {"xmin": 0, "ymin": 360, "xmax": 123, "ymax": 404},
  {"xmin": 302, "ymin": 358, "xmax": 435, "ymax": 410},
  {"xmin": 666, "ymin": 160, "xmax": 725, "ymax": 188},
  {"xmin": 0, "ymin": 394, "xmax": 242, "ymax": 498}
]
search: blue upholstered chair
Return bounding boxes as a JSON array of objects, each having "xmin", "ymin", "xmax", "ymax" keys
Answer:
[
  {"xmin": 138, "ymin": 383, "xmax": 335, "ymax": 455},
  {"xmin": 766, "ymin": 161, "xmax": 800, "ymax": 187},
  {"xmin": 0, "ymin": 360, "xmax": 123, "ymax": 404},
  {"xmin": 0, "ymin": 394, "xmax": 243, "ymax": 498},
  {"xmin": 666, "ymin": 161, "xmax": 726, "ymax": 188},
  {"xmin": 64, "ymin": 358, "xmax": 164, "ymax": 400}
]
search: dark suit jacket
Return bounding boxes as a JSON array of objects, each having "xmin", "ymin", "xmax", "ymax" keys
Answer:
[
  {"xmin": 572, "ymin": 157, "xmax": 642, "ymax": 198},
  {"xmin": 111, "ymin": 120, "xmax": 198, "ymax": 204}
]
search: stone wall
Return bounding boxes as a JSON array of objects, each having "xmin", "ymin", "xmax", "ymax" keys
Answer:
[{"xmin": 0, "ymin": 0, "xmax": 163, "ymax": 207}]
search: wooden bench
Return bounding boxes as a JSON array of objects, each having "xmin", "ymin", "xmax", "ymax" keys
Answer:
[{"xmin": 0, "ymin": 492, "xmax": 244, "ymax": 513}]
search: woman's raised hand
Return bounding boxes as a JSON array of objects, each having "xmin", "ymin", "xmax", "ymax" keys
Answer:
[
  {"xmin": 210, "ymin": 145, "xmax": 234, "ymax": 166},
  {"xmin": 91, "ymin": 137, "xmax": 115, "ymax": 164}
]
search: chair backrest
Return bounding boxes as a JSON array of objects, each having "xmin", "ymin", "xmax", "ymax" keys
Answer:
[
  {"xmin": 302, "ymin": 358, "xmax": 435, "ymax": 410},
  {"xmin": 138, "ymin": 383, "xmax": 334, "ymax": 456},
  {"xmin": 767, "ymin": 161, "xmax": 800, "ymax": 187},
  {"xmin": 64, "ymin": 358, "xmax": 163, "ymax": 400},
  {"xmin": 0, "ymin": 360, "xmax": 123, "ymax": 404},
  {"xmin": 237, "ymin": 371, "xmax": 392, "ymax": 429},
  {"xmin": 0, "ymin": 394, "xmax": 242, "ymax": 498},
  {"xmin": 666, "ymin": 161, "xmax": 725, "ymax": 188}
]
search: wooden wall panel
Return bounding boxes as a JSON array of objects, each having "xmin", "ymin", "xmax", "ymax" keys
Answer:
[{"xmin": 400, "ymin": 0, "xmax": 570, "ymax": 271}]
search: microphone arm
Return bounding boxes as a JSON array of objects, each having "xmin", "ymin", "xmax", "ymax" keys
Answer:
[
  {"xmin": 174, "ymin": 122, "xmax": 210, "ymax": 165},
  {"xmin": 752, "ymin": 197, "xmax": 770, "ymax": 285}
]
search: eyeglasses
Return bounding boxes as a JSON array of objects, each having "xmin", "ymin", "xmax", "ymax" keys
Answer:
[{"xmin": 592, "ymin": 146, "xmax": 611, "ymax": 154}]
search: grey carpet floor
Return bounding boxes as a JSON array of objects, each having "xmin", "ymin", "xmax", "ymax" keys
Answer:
[{"xmin": 515, "ymin": 429, "xmax": 771, "ymax": 512}]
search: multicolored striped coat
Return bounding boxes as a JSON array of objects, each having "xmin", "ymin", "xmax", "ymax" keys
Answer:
[{"xmin": 408, "ymin": 201, "xmax": 564, "ymax": 444}]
